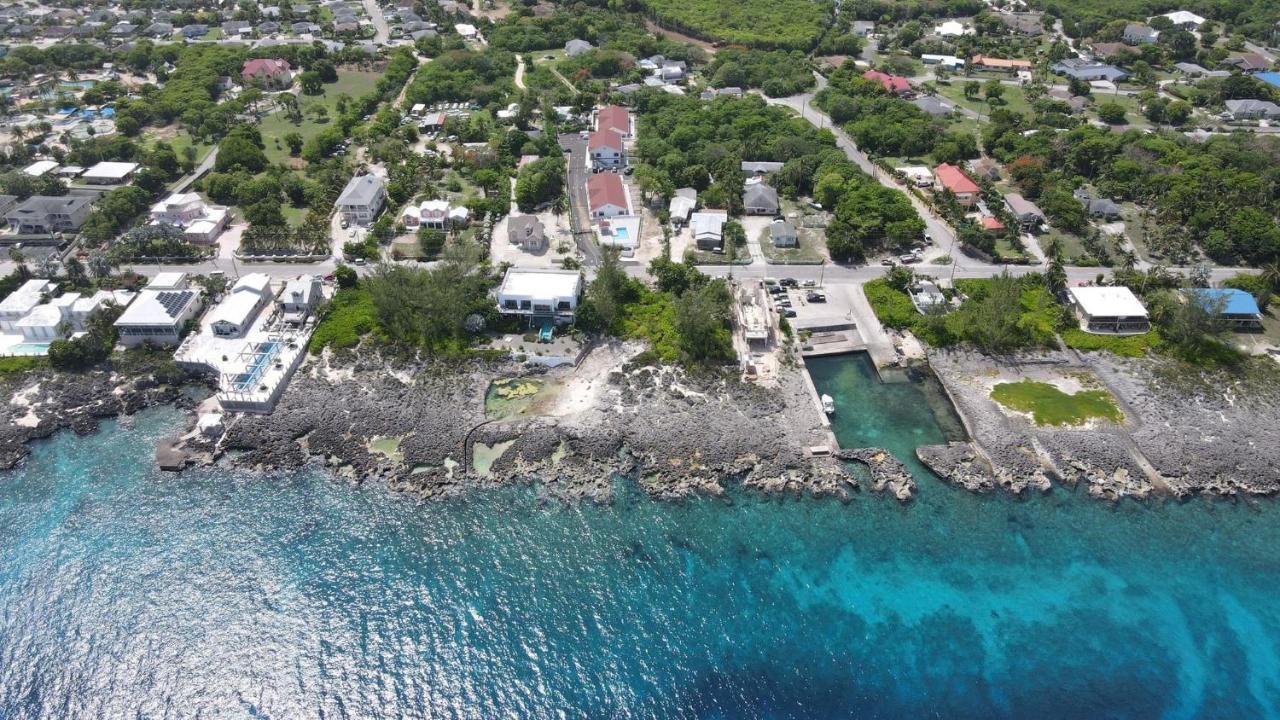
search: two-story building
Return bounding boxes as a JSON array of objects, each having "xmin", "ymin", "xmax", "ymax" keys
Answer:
[
  {"xmin": 496, "ymin": 268, "xmax": 582, "ymax": 325},
  {"xmin": 5, "ymin": 195, "xmax": 93, "ymax": 234},
  {"xmin": 335, "ymin": 174, "xmax": 386, "ymax": 226}
]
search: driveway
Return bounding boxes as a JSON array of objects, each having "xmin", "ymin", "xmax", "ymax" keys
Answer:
[{"xmin": 557, "ymin": 133, "xmax": 602, "ymax": 266}]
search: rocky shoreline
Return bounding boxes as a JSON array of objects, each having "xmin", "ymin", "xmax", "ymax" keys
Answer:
[
  {"xmin": 916, "ymin": 348, "xmax": 1280, "ymax": 500},
  {"xmin": 0, "ymin": 356, "xmax": 211, "ymax": 471},
  {"xmin": 4, "ymin": 340, "xmax": 1279, "ymax": 507}
]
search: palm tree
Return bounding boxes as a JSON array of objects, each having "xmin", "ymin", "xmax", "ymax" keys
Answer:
[
  {"xmin": 64, "ymin": 256, "xmax": 86, "ymax": 286},
  {"xmin": 1260, "ymin": 261, "xmax": 1280, "ymax": 291},
  {"xmin": 36, "ymin": 254, "xmax": 60, "ymax": 279},
  {"xmin": 87, "ymin": 250, "xmax": 114, "ymax": 280}
]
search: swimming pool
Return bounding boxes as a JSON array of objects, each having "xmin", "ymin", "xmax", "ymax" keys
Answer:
[
  {"xmin": 6, "ymin": 342, "xmax": 50, "ymax": 357},
  {"xmin": 613, "ymin": 227, "xmax": 629, "ymax": 241},
  {"xmin": 230, "ymin": 341, "xmax": 282, "ymax": 392}
]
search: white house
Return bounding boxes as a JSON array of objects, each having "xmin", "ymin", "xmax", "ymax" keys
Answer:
[
  {"xmin": 496, "ymin": 268, "xmax": 582, "ymax": 323},
  {"xmin": 22, "ymin": 159, "xmax": 58, "ymax": 177},
  {"xmin": 81, "ymin": 161, "xmax": 140, "ymax": 185},
  {"xmin": 690, "ymin": 211, "xmax": 727, "ymax": 251},
  {"xmin": 209, "ymin": 273, "xmax": 274, "ymax": 337},
  {"xmin": 588, "ymin": 173, "xmax": 629, "ymax": 219},
  {"xmin": 149, "ymin": 192, "xmax": 229, "ymax": 244},
  {"xmin": 279, "ymin": 275, "xmax": 322, "ymax": 326},
  {"xmin": 669, "ymin": 188, "xmax": 696, "ymax": 226},
  {"xmin": 1067, "ymin": 286, "xmax": 1150, "ymax": 335},
  {"xmin": 0, "ymin": 279, "xmax": 56, "ymax": 330},
  {"xmin": 335, "ymin": 174, "xmax": 386, "ymax": 226},
  {"xmin": 588, "ymin": 130, "xmax": 624, "ymax": 170},
  {"xmin": 114, "ymin": 287, "xmax": 202, "ymax": 346}
]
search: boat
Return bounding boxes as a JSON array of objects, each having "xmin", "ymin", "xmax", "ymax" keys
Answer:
[{"xmin": 821, "ymin": 394, "xmax": 835, "ymax": 414}]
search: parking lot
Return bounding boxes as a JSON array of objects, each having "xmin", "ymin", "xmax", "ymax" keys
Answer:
[{"xmin": 762, "ymin": 277, "xmax": 854, "ymax": 330}]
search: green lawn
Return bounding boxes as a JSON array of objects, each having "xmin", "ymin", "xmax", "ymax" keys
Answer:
[
  {"xmin": 990, "ymin": 379, "xmax": 1124, "ymax": 426},
  {"xmin": 758, "ymin": 227, "xmax": 826, "ymax": 264},
  {"xmin": 140, "ymin": 128, "xmax": 213, "ymax": 165},
  {"xmin": 282, "ymin": 205, "xmax": 309, "ymax": 226},
  {"xmin": 259, "ymin": 69, "xmax": 382, "ymax": 167},
  {"xmin": 934, "ymin": 82, "xmax": 1034, "ymax": 118}
]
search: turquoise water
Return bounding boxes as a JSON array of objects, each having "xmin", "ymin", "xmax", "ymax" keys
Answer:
[
  {"xmin": 5, "ymin": 342, "xmax": 51, "ymax": 356},
  {"xmin": 3, "ymin": 377, "xmax": 1280, "ymax": 716}
]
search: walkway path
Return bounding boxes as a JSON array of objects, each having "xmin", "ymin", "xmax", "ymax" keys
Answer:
[
  {"xmin": 514, "ymin": 55, "xmax": 526, "ymax": 90},
  {"xmin": 170, "ymin": 147, "xmax": 219, "ymax": 194}
]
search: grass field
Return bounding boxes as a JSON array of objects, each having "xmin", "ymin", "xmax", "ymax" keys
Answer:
[
  {"xmin": 259, "ymin": 69, "xmax": 382, "ymax": 167},
  {"xmin": 641, "ymin": 0, "xmax": 827, "ymax": 50},
  {"xmin": 758, "ymin": 227, "xmax": 827, "ymax": 264},
  {"xmin": 934, "ymin": 82, "xmax": 1034, "ymax": 118},
  {"xmin": 990, "ymin": 379, "xmax": 1123, "ymax": 426}
]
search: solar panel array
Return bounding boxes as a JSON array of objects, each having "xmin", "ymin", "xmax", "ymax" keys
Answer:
[{"xmin": 156, "ymin": 291, "xmax": 194, "ymax": 318}]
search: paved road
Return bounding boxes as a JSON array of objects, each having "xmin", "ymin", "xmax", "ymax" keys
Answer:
[
  {"xmin": 557, "ymin": 133, "xmax": 602, "ymax": 266},
  {"xmin": 170, "ymin": 147, "xmax": 219, "ymax": 194},
  {"xmin": 362, "ymin": 0, "xmax": 390, "ymax": 44},
  {"xmin": 658, "ymin": 261, "xmax": 1252, "ymax": 286},
  {"xmin": 765, "ymin": 80, "xmax": 971, "ymax": 269}
]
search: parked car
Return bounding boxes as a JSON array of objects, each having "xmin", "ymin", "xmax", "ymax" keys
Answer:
[
  {"xmin": 763, "ymin": 278, "xmax": 777, "ymax": 286},
  {"xmin": 806, "ymin": 292, "xmax": 827, "ymax": 303},
  {"xmin": 780, "ymin": 277, "xmax": 798, "ymax": 287},
  {"xmin": 782, "ymin": 309, "xmax": 797, "ymax": 318},
  {"xmin": 900, "ymin": 254, "xmax": 919, "ymax": 264},
  {"xmin": 777, "ymin": 299, "xmax": 792, "ymax": 308},
  {"xmin": 768, "ymin": 286, "xmax": 784, "ymax": 295},
  {"xmin": 881, "ymin": 258, "xmax": 897, "ymax": 266},
  {"xmin": 801, "ymin": 280, "xmax": 816, "ymax": 287}
]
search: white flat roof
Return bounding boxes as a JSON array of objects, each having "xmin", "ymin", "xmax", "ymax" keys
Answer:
[
  {"xmin": 83, "ymin": 161, "xmax": 140, "ymax": 179},
  {"xmin": 1068, "ymin": 286, "xmax": 1148, "ymax": 318},
  {"xmin": 499, "ymin": 269, "xmax": 581, "ymax": 298},
  {"xmin": 208, "ymin": 290, "xmax": 262, "ymax": 329},
  {"xmin": 23, "ymin": 160, "xmax": 59, "ymax": 177},
  {"xmin": 115, "ymin": 289, "xmax": 197, "ymax": 326},
  {"xmin": 148, "ymin": 272, "xmax": 188, "ymax": 290}
]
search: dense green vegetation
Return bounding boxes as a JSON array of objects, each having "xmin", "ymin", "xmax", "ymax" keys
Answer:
[
  {"xmin": 310, "ymin": 286, "xmax": 380, "ymax": 353},
  {"xmin": 704, "ymin": 49, "xmax": 816, "ymax": 97},
  {"xmin": 1042, "ymin": 0, "xmax": 1280, "ymax": 43},
  {"xmin": 514, "ymin": 156, "xmax": 566, "ymax": 213},
  {"xmin": 403, "ymin": 49, "xmax": 516, "ymax": 109},
  {"xmin": 990, "ymin": 379, "xmax": 1124, "ymax": 426},
  {"xmin": 641, "ymin": 0, "xmax": 831, "ymax": 50},
  {"xmin": 1060, "ymin": 328, "xmax": 1161, "ymax": 357},
  {"xmin": 817, "ymin": 61, "xmax": 978, "ymax": 162},
  {"xmin": 489, "ymin": 6, "xmax": 700, "ymax": 60},
  {"xmin": 988, "ymin": 110, "xmax": 1280, "ymax": 265}
]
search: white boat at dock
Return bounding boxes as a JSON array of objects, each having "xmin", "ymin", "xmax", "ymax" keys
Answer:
[{"xmin": 821, "ymin": 394, "xmax": 835, "ymax": 414}]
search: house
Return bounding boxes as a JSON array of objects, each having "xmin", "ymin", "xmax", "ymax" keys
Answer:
[
  {"xmin": 742, "ymin": 182, "xmax": 779, "ymax": 215},
  {"xmin": 934, "ymin": 19, "xmax": 972, "ymax": 37},
  {"xmin": 291, "ymin": 21, "xmax": 320, "ymax": 34},
  {"xmin": 912, "ymin": 95, "xmax": 955, "ymax": 116},
  {"xmin": 259, "ymin": 21, "xmax": 280, "ymax": 34},
  {"xmin": 852, "ymin": 21, "xmax": 875, "ymax": 37},
  {"xmin": 23, "ymin": 159, "xmax": 58, "ymax": 177},
  {"xmin": 1004, "ymin": 193, "xmax": 1045, "ymax": 231},
  {"xmin": 13, "ymin": 294, "xmax": 81, "ymax": 341},
  {"xmin": 741, "ymin": 161, "xmax": 784, "ymax": 176},
  {"xmin": 999, "ymin": 12, "xmax": 1044, "ymax": 35},
  {"xmin": 1157, "ymin": 10, "xmax": 1205, "ymax": 29},
  {"xmin": 862, "ymin": 70, "xmax": 912, "ymax": 95},
  {"xmin": 418, "ymin": 111, "xmax": 447, "ymax": 132},
  {"xmin": 1088, "ymin": 42, "xmax": 1129, "ymax": 60},
  {"xmin": 595, "ymin": 105, "xmax": 631, "ymax": 138},
  {"xmin": 495, "ymin": 268, "xmax": 582, "ymax": 323},
  {"xmin": 335, "ymin": 174, "xmax": 386, "ymax": 226},
  {"xmin": 114, "ymin": 286, "xmax": 202, "ymax": 346},
  {"xmin": 770, "ymin": 219, "xmax": 798, "ymax": 248},
  {"xmin": 564, "ymin": 38, "xmax": 593, "ymax": 57},
  {"xmin": 690, "ymin": 211, "xmax": 728, "ymax": 251},
  {"xmin": 280, "ymin": 275, "xmax": 323, "ymax": 326},
  {"xmin": 110, "ymin": 22, "xmax": 137, "ymax": 36},
  {"xmin": 970, "ymin": 55, "xmax": 1032, "ymax": 72},
  {"xmin": 967, "ymin": 157, "xmax": 1001, "ymax": 181},
  {"xmin": 1067, "ymin": 286, "xmax": 1150, "ymax": 335},
  {"xmin": 222, "ymin": 20, "xmax": 251, "ymax": 35},
  {"xmin": 149, "ymin": 192, "xmax": 229, "ymax": 244},
  {"xmin": 455, "ymin": 23, "xmax": 478, "ymax": 39},
  {"xmin": 981, "ymin": 215, "xmax": 1006, "ymax": 232},
  {"xmin": 587, "ymin": 130, "xmax": 625, "ymax": 170},
  {"xmin": 5, "ymin": 195, "xmax": 93, "ymax": 234},
  {"xmin": 933, "ymin": 163, "xmax": 980, "ymax": 207},
  {"xmin": 0, "ymin": 279, "xmax": 56, "ymax": 330},
  {"xmin": 1052, "ymin": 58, "xmax": 1128, "ymax": 82},
  {"xmin": 587, "ymin": 173, "xmax": 628, "ymax": 219},
  {"xmin": 241, "ymin": 58, "xmax": 292, "ymax": 90},
  {"xmin": 1225, "ymin": 98, "xmax": 1280, "ymax": 120},
  {"xmin": 145, "ymin": 22, "xmax": 173, "ymax": 37},
  {"xmin": 1182, "ymin": 288, "xmax": 1262, "ymax": 329},
  {"xmin": 405, "ymin": 199, "xmax": 468, "ymax": 229},
  {"xmin": 82, "ymin": 161, "xmax": 140, "ymax": 185},
  {"xmin": 921, "ymin": 54, "xmax": 965, "ymax": 69},
  {"xmin": 909, "ymin": 280, "xmax": 948, "ymax": 314},
  {"xmin": 209, "ymin": 273, "xmax": 273, "ymax": 337},
  {"xmin": 1123, "ymin": 23, "xmax": 1158, "ymax": 45},
  {"xmin": 181, "ymin": 23, "xmax": 208, "ymax": 38},
  {"xmin": 507, "ymin": 215, "xmax": 547, "ymax": 252},
  {"xmin": 669, "ymin": 188, "xmax": 696, "ymax": 226},
  {"xmin": 1224, "ymin": 53, "xmax": 1271, "ymax": 73},
  {"xmin": 1074, "ymin": 188, "xmax": 1122, "ymax": 218}
]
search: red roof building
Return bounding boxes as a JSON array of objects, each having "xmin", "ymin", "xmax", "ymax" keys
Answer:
[
  {"xmin": 933, "ymin": 163, "xmax": 980, "ymax": 195},
  {"xmin": 241, "ymin": 58, "xmax": 292, "ymax": 88},
  {"xmin": 862, "ymin": 70, "xmax": 912, "ymax": 95},
  {"xmin": 981, "ymin": 215, "xmax": 1006, "ymax": 231},
  {"xmin": 587, "ymin": 173, "xmax": 628, "ymax": 217},
  {"xmin": 596, "ymin": 105, "xmax": 631, "ymax": 138},
  {"xmin": 587, "ymin": 130, "xmax": 623, "ymax": 152}
]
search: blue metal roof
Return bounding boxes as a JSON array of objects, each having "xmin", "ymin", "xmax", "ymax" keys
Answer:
[
  {"xmin": 1187, "ymin": 288, "xmax": 1260, "ymax": 316},
  {"xmin": 1258, "ymin": 72, "xmax": 1280, "ymax": 90}
]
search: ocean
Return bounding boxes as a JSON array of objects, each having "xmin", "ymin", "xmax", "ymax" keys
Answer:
[{"xmin": 2, "ymin": 357, "xmax": 1280, "ymax": 718}]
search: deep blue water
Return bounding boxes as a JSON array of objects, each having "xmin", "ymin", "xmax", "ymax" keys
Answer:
[{"xmin": 2, "ymin": 359, "xmax": 1280, "ymax": 718}]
